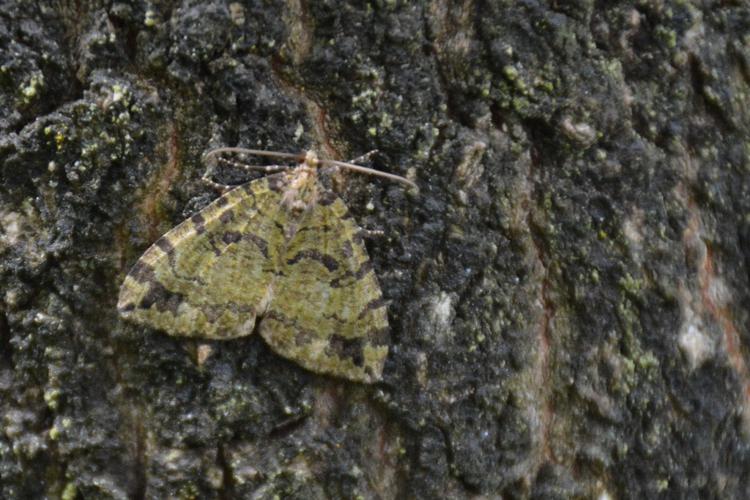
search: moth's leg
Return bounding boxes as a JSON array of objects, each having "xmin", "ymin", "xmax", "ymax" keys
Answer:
[
  {"xmin": 201, "ymin": 170, "xmax": 233, "ymax": 193},
  {"xmin": 348, "ymin": 149, "xmax": 379, "ymax": 165},
  {"xmin": 359, "ymin": 228, "xmax": 385, "ymax": 238},
  {"xmin": 213, "ymin": 154, "xmax": 289, "ymax": 174},
  {"xmin": 220, "ymin": 160, "xmax": 289, "ymax": 174}
]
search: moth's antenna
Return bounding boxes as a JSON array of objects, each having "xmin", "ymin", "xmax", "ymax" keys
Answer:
[
  {"xmin": 204, "ymin": 147, "xmax": 305, "ymax": 162},
  {"xmin": 321, "ymin": 159, "xmax": 417, "ymax": 190},
  {"xmin": 213, "ymin": 155, "xmax": 290, "ymax": 173}
]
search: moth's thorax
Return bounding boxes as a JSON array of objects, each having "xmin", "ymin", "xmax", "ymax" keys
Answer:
[{"xmin": 282, "ymin": 150, "xmax": 320, "ymax": 212}]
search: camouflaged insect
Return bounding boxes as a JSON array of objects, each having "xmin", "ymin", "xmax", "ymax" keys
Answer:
[{"xmin": 117, "ymin": 149, "xmax": 415, "ymax": 383}]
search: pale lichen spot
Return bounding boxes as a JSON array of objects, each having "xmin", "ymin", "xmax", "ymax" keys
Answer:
[
  {"xmin": 0, "ymin": 211, "xmax": 23, "ymax": 247},
  {"xmin": 229, "ymin": 2, "xmax": 245, "ymax": 25},
  {"xmin": 0, "ymin": 202, "xmax": 47, "ymax": 272},
  {"xmin": 435, "ymin": 291, "xmax": 454, "ymax": 321},
  {"xmin": 678, "ymin": 322, "xmax": 713, "ymax": 370},
  {"xmin": 453, "ymin": 140, "xmax": 487, "ymax": 189},
  {"xmin": 559, "ymin": 116, "xmax": 597, "ymax": 147},
  {"xmin": 623, "ymin": 208, "xmax": 645, "ymax": 262},
  {"xmin": 427, "ymin": 292, "xmax": 456, "ymax": 344},
  {"xmin": 706, "ymin": 275, "xmax": 730, "ymax": 309},
  {"xmin": 677, "ymin": 301, "xmax": 714, "ymax": 371}
]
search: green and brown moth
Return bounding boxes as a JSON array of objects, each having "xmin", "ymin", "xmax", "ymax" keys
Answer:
[{"xmin": 117, "ymin": 148, "xmax": 415, "ymax": 383}]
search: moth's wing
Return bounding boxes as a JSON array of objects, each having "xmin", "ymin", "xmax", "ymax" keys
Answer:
[
  {"xmin": 117, "ymin": 175, "xmax": 288, "ymax": 338},
  {"xmin": 259, "ymin": 194, "xmax": 389, "ymax": 383}
]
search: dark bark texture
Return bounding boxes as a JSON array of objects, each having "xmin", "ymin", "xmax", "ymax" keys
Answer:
[{"xmin": 2, "ymin": 0, "xmax": 750, "ymax": 498}]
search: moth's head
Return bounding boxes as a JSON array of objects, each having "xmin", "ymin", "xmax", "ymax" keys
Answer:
[
  {"xmin": 303, "ymin": 150, "xmax": 319, "ymax": 169},
  {"xmin": 282, "ymin": 150, "xmax": 320, "ymax": 211}
]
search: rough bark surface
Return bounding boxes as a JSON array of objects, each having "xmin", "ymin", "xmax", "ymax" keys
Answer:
[{"xmin": 1, "ymin": 1, "xmax": 749, "ymax": 498}]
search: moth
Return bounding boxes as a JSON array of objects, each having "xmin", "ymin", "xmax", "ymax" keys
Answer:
[{"xmin": 117, "ymin": 148, "xmax": 415, "ymax": 383}]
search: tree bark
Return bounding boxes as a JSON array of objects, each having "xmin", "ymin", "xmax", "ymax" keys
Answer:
[{"xmin": 1, "ymin": 0, "xmax": 749, "ymax": 498}]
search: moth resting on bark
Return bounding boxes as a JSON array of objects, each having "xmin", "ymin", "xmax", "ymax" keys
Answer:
[{"xmin": 117, "ymin": 148, "xmax": 415, "ymax": 383}]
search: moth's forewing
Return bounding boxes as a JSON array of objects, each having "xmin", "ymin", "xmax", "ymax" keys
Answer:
[{"xmin": 118, "ymin": 175, "xmax": 288, "ymax": 339}]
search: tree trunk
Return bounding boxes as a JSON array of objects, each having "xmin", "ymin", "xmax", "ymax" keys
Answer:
[{"xmin": 2, "ymin": 1, "xmax": 749, "ymax": 498}]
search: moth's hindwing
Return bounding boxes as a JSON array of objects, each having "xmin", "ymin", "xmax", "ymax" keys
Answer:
[
  {"xmin": 260, "ymin": 195, "xmax": 390, "ymax": 383},
  {"xmin": 117, "ymin": 174, "xmax": 288, "ymax": 338}
]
